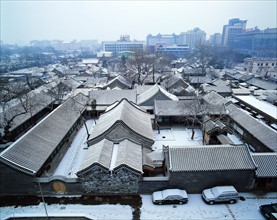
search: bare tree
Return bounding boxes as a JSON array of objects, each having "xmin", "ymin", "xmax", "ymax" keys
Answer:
[{"xmin": 0, "ymin": 82, "xmax": 40, "ymax": 143}]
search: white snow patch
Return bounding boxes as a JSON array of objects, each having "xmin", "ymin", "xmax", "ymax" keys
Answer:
[{"xmin": 53, "ymin": 119, "xmax": 96, "ymax": 178}]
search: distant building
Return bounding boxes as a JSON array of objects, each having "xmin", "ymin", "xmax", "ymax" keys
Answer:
[
  {"xmin": 146, "ymin": 33, "xmax": 182, "ymax": 54},
  {"xmin": 156, "ymin": 44, "xmax": 189, "ymax": 58},
  {"xmin": 233, "ymin": 28, "xmax": 277, "ymax": 57},
  {"xmin": 209, "ymin": 33, "xmax": 222, "ymax": 46},
  {"xmin": 222, "ymin": 18, "xmax": 247, "ymax": 47},
  {"xmin": 243, "ymin": 57, "xmax": 277, "ymax": 79},
  {"xmin": 147, "ymin": 28, "xmax": 206, "ymax": 54},
  {"xmin": 102, "ymin": 35, "xmax": 144, "ymax": 56},
  {"xmin": 179, "ymin": 28, "xmax": 206, "ymax": 49}
]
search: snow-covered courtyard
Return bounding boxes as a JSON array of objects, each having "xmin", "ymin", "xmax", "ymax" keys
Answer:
[{"xmin": 1, "ymin": 192, "xmax": 276, "ymax": 219}]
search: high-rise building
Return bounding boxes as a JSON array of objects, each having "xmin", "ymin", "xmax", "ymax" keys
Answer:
[
  {"xmin": 209, "ymin": 33, "xmax": 222, "ymax": 46},
  {"xmin": 233, "ymin": 28, "xmax": 277, "ymax": 57},
  {"xmin": 146, "ymin": 33, "xmax": 182, "ymax": 54},
  {"xmin": 102, "ymin": 35, "xmax": 144, "ymax": 56},
  {"xmin": 179, "ymin": 28, "xmax": 206, "ymax": 49},
  {"xmin": 222, "ymin": 18, "xmax": 247, "ymax": 47}
]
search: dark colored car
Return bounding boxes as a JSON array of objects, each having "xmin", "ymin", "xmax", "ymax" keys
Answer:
[
  {"xmin": 260, "ymin": 203, "xmax": 277, "ymax": 219},
  {"xmin": 152, "ymin": 189, "xmax": 188, "ymax": 205}
]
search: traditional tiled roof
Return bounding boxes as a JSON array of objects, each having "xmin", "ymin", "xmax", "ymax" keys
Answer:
[
  {"xmin": 201, "ymin": 85, "xmax": 232, "ymax": 95},
  {"xmin": 103, "ymin": 75, "xmax": 132, "ymax": 90},
  {"xmin": 201, "ymin": 91, "xmax": 229, "ymax": 105},
  {"xmin": 0, "ymin": 90, "xmax": 53, "ymax": 132},
  {"xmin": 88, "ymin": 99, "xmax": 154, "ymax": 145},
  {"xmin": 226, "ymin": 103, "xmax": 277, "ymax": 152},
  {"xmin": 114, "ymin": 139, "xmax": 142, "ymax": 173},
  {"xmin": 137, "ymin": 84, "xmax": 178, "ymax": 106},
  {"xmin": 252, "ymin": 153, "xmax": 277, "ymax": 177},
  {"xmin": 77, "ymin": 139, "xmax": 142, "ymax": 175},
  {"xmin": 163, "ymin": 75, "xmax": 189, "ymax": 90},
  {"xmin": 78, "ymin": 139, "xmax": 113, "ymax": 173},
  {"xmin": 245, "ymin": 78, "xmax": 277, "ymax": 90},
  {"xmin": 168, "ymin": 145, "xmax": 257, "ymax": 172},
  {"xmin": 154, "ymin": 100, "xmax": 227, "ymax": 116},
  {"xmin": 203, "ymin": 118, "xmax": 231, "ymax": 135},
  {"xmin": 0, "ymin": 93, "xmax": 88, "ymax": 176},
  {"xmin": 89, "ymin": 89, "xmax": 137, "ymax": 105},
  {"xmin": 188, "ymin": 76, "xmax": 212, "ymax": 84}
]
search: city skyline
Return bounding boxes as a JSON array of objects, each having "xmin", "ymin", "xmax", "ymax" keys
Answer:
[{"xmin": 1, "ymin": 0, "xmax": 277, "ymax": 45}]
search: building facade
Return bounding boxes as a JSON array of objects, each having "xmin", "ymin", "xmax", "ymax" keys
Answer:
[
  {"xmin": 102, "ymin": 35, "xmax": 144, "ymax": 56},
  {"xmin": 233, "ymin": 28, "xmax": 277, "ymax": 57},
  {"xmin": 222, "ymin": 18, "xmax": 247, "ymax": 47}
]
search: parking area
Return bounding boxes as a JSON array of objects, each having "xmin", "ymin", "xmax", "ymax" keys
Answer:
[{"xmin": 141, "ymin": 192, "xmax": 277, "ymax": 220}]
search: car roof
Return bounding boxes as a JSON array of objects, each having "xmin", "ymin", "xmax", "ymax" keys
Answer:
[
  {"xmin": 212, "ymin": 186, "xmax": 238, "ymax": 195},
  {"xmin": 162, "ymin": 189, "xmax": 187, "ymax": 198}
]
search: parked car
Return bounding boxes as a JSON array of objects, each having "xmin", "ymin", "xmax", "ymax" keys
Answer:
[
  {"xmin": 259, "ymin": 203, "xmax": 277, "ymax": 220},
  {"xmin": 152, "ymin": 189, "xmax": 188, "ymax": 205},
  {"xmin": 202, "ymin": 185, "xmax": 240, "ymax": 205}
]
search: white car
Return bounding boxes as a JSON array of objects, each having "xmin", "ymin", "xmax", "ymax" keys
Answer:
[
  {"xmin": 202, "ymin": 186, "xmax": 240, "ymax": 205},
  {"xmin": 152, "ymin": 189, "xmax": 188, "ymax": 205}
]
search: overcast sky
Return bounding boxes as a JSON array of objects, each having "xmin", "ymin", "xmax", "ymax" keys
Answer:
[{"xmin": 1, "ymin": 0, "xmax": 276, "ymax": 45}]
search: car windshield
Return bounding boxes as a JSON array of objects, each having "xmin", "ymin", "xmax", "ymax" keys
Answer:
[
  {"xmin": 273, "ymin": 204, "xmax": 277, "ymax": 211},
  {"xmin": 211, "ymin": 187, "xmax": 221, "ymax": 197}
]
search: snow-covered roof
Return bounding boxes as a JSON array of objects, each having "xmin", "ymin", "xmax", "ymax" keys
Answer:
[
  {"xmin": 201, "ymin": 85, "xmax": 232, "ymax": 94},
  {"xmin": 203, "ymin": 118, "xmax": 231, "ymax": 135},
  {"xmin": 252, "ymin": 153, "xmax": 277, "ymax": 177},
  {"xmin": 202, "ymin": 91, "xmax": 229, "ymax": 105},
  {"xmin": 87, "ymin": 99, "xmax": 154, "ymax": 146},
  {"xmin": 137, "ymin": 84, "xmax": 178, "ymax": 106},
  {"xmin": 78, "ymin": 139, "xmax": 113, "ymax": 173},
  {"xmin": 0, "ymin": 90, "xmax": 54, "ymax": 132},
  {"xmin": 168, "ymin": 145, "xmax": 257, "ymax": 172},
  {"xmin": 0, "ymin": 93, "xmax": 88, "ymax": 176},
  {"xmin": 245, "ymin": 77, "xmax": 277, "ymax": 90},
  {"xmin": 154, "ymin": 100, "xmax": 227, "ymax": 116},
  {"xmin": 103, "ymin": 75, "xmax": 132, "ymax": 90},
  {"xmin": 234, "ymin": 95, "xmax": 277, "ymax": 121},
  {"xmin": 226, "ymin": 103, "xmax": 277, "ymax": 152},
  {"xmin": 77, "ymin": 139, "xmax": 142, "ymax": 175},
  {"xmin": 89, "ymin": 89, "xmax": 137, "ymax": 106}
]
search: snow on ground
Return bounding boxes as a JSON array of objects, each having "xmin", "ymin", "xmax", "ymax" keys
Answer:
[
  {"xmin": 0, "ymin": 203, "xmax": 133, "ymax": 220},
  {"xmin": 54, "ymin": 123, "xmax": 204, "ymax": 178},
  {"xmin": 1, "ymin": 192, "xmax": 276, "ymax": 220},
  {"xmin": 54, "ymin": 119, "xmax": 96, "ymax": 178},
  {"xmin": 152, "ymin": 126, "xmax": 203, "ymax": 151},
  {"xmin": 141, "ymin": 192, "xmax": 277, "ymax": 220}
]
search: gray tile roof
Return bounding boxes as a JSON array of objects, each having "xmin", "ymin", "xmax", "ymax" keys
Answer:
[
  {"xmin": 202, "ymin": 85, "xmax": 232, "ymax": 94},
  {"xmin": 78, "ymin": 139, "xmax": 113, "ymax": 173},
  {"xmin": 226, "ymin": 103, "xmax": 277, "ymax": 152},
  {"xmin": 245, "ymin": 78, "xmax": 277, "ymax": 90},
  {"xmin": 88, "ymin": 99, "xmax": 154, "ymax": 145},
  {"xmin": 202, "ymin": 91, "xmax": 229, "ymax": 105},
  {"xmin": 114, "ymin": 139, "xmax": 142, "ymax": 173},
  {"xmin": 77, "ymin": 139, "xmax": 142, "ymax": 175},
  {"xmin": 137, "ymin": 84, "xmax": 178, "ymax": 105},
  {"xmin": 89, "ymin": 89, "xmax": 137, "ymax": 105},
  {"xmin": 188, "ymin": 76, "xmax": 212, "ymax": 84},
  {"xmin": 0, "ymin": 90, "xmax": 53, "ymax": 132},
  {"xmin": 103, "ymin": 75, "xmax": 132, "ymax": 89},
  {"xmin": 154, "ymin": 100, "xmax": 227, "ymax": 116},
  {"xmin": 203, "ymin": 119, "xmax": 231, "ymax": 135},
  {"xmin": 0, "ymin": 93, "xmax": 88, "ymax": 175},
  {"xmin": 169, "ymin": 145, "xmax": 257, "ymax": 172},
  {"xmin": 252, "ymin": 153, "xmax": 277, "ymax": 177}
]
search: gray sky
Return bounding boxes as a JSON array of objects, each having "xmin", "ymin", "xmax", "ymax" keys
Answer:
[{"xmin": 1, "ymin": 0, "xmax": 276, "ymax": 45}]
